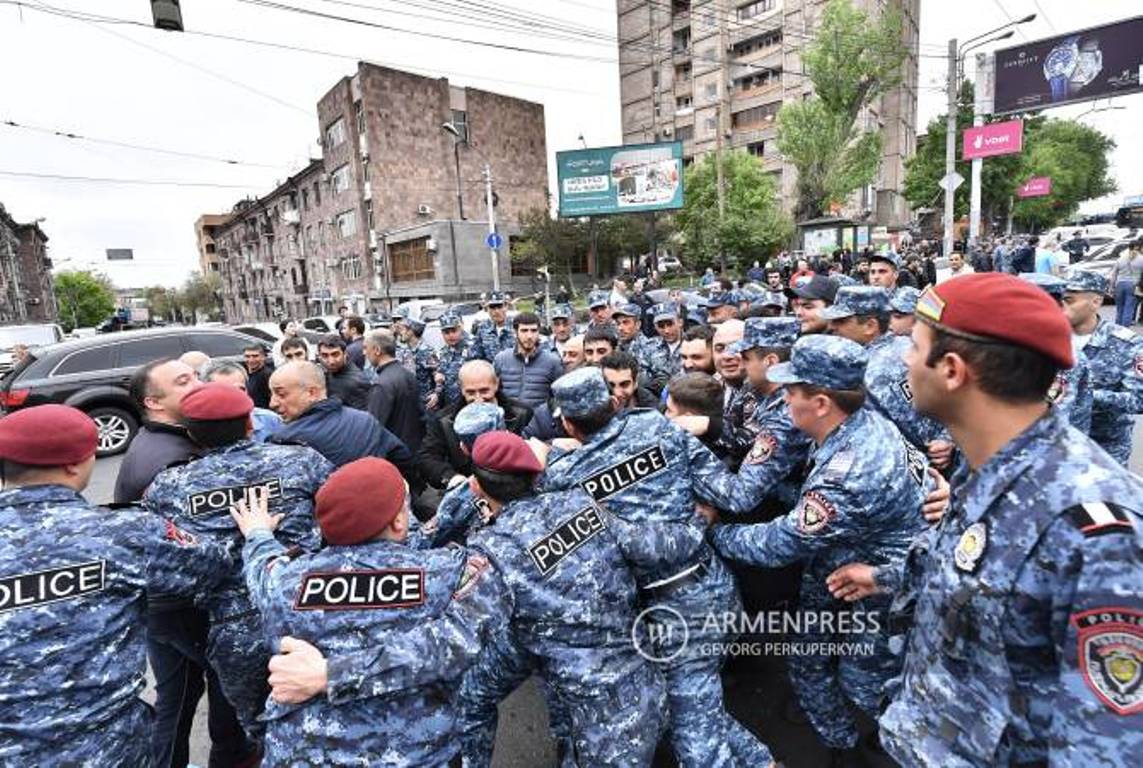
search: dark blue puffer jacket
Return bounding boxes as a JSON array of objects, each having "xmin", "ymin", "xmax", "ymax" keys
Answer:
[{"xmin": 492, "ymin": 348, "xmax": 564, "ymax": 409}]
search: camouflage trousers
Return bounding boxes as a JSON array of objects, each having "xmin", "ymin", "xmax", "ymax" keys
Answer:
[
  {"xmin": 207, "ymin": 611, "xmax": 270, "ymax": 743},
  {"xmin": 563, "ymin": 662, "xmax": 668, "ymax": 766}
]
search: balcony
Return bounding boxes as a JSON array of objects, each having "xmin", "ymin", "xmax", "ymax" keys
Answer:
[
  {"xmin": 358, "ymin": 133, "xmax": 369, "ymax": 158},
  {"xmin": 293, "ymin": 283, "xmax": 309, "ymax": 295},
  {"xmin": 363, "ymin": 181, "xmax": 372, "ymax": 201}
]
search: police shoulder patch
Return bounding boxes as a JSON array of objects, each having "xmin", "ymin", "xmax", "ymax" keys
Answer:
[
  {"xmin": 746, "ymin": 432, "xmax": 777, "ymax": 465},
  {"xmin": 164, "ymin": 519, "xmax": 198, "ymax": 547},
  {"xmin": 1066, "ymin": 502, "xmax": 1134, "ymax": 538},
  {"xmin": 797, "ymin": 491, "xmax": 835, "ymax": 534},
  {"xmin": 453, "ymin": 553, "xmax": 490, "ymax": 601},
  {"xmin": 1046, "ymin": 373, "xmax": 1068, "ymax": 404},
  {"xmin": 1134, "ymin": 353, "xmax": 1143, "ymax": 377},
  {"xmin": 1071, "ymin": 608, "xmax": 1143, "ymax": 716}
]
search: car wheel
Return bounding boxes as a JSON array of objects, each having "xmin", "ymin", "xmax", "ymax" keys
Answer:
[{"xmin": 86, "ymin": 406, "xmax": 138, "ymax": 457}]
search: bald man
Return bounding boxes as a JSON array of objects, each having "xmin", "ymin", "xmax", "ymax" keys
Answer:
[
  {"xmin": 268, "ymin": 362, "xmax": 415, "ymax": 480},
  {"xmin": 179, "ymin": 350, "xmax": 211, "ymax": 378},
  {"xmin": 561, "ymin": 335, "xmax": 585, "ymax": 372}
]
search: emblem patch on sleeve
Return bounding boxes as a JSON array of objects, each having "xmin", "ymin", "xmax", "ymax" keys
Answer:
[
  {"xmin": 954, "ymin": 522, "xmax": 987, "ymax": 572},
  {"xmin": 797, "ymin": 491, "xmax": 835, "ymax": 534},
  {"xmin": 453, "ymin": 554, "xmax": 490, "ymax": 601},
  {"xmin": 746, "ymin": 433, "xmax": 777, "ymax": 465},
  {"xmin": 1071, "ymin": 608, "xmax": 1143, "ymax": 716},
  {"xmin": 164, "ymin": 520, "xmax": 198, "ymax": 547},
  {"xmin": 1046, "ymin": 373, "xmax": 1068, "ymax": 405},
  {"xmin": 1134, "ymin": 353, "xmax": 1142, "ymax": 377}
]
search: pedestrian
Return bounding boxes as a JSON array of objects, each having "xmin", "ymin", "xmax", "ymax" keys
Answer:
[
  {"xmin": 561, "ymin": 334, "xmax": 585, "ymax": 372},
  {"xmin": 242, "ymin": 344, "xmax": 274, "ymax": 409},
  {"xmin": 1061, "ymin": 271, "xmax": 1143, "ymax": 465},
  {"xmin": 665, "ymin": 371, "xmax": 728, "ymax": 458},
  {"xmin": 279, "ymin": 335, "xmax": 310, "ymax": 363},
  {"xmin": 599, "ymin": 351, "xmax": 658, "ymax": 411},
  {"xmin": 830, "ymin": 273, "xmax": 1143, "ymax": 766},
  {"xmin": 1108, "ymin": 239, "xmax": 1143, "ymax": 328},
  {"xmin": 469, "ymin": 291, "xmax": 514, "ymax": 362},
  {"xmin": 708, "ymin": 335, "xmax": 930, "ymax": 762},
  {"xmin": 318, "ymin": 333, "xmax": 371, "ymax": 410},
  {"xmin": 939, "ymin": 251, "xmax": 975, "ymax": 282},
  {"xmin": 493, "ymin": 312, "xmax": 564, "ymax": 409},
  {"xmin": 342, "ymin": 316, "xmax": 367, "ymax": 370},
  {"xmin": 144, "ymin": 383, "xmax": 333, "ymax": 741},
  {"xmin": 679, "ymin": 324, "xmax": 716, "ymax": 375},
  {"xmin": 229, "ymin": 458, "xmax": 508, "ymax": 766},
  {"xmin": 272, "ymin": 319, "xmax": 305, "ymax": 366},
  {"xmin": 0, "ymin": 405, "xmax": 230, "ymax": 767},
  {"xmin": 203, "ymin": 361, "xmax": 284, "ymax": 443},
  {"xmin": 364, "ymin": 329, "xmax": 425, "ymax": 454}
]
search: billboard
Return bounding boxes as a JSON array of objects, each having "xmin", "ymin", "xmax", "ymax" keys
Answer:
[
  {"xmin": 962, "ymin": 120, "xmax": 1024, "ymax": 160},
  {"xmin": 557, "ymin": 141, "xmax": 683, "ymax": 217},
  {"xmin": 1017, "ymin": 177, "xmax": 1052, "ymax": 198},
  {"xmin": 106, "ymin": 248, "xmax": 134, "ymax": 261},
  {"xmin": 993, "ymin": 17, "xmax": 1143, "ymax": 114}
]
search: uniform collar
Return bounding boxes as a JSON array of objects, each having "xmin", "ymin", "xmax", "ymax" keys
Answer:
[
  {"xmin": 0, "ymin": 483, "xmax": 86, "ymax": 506},
  {"xmin": 869, "ymin": 332, "xmax": 897, "ymax": 351},
  {"xmin": 1085, "ymin": 318, "xmax": 1111, "ymax": 348},
  {"xmin": 810, "ymin": 407, "xmax": 869, "ymax": 469}
]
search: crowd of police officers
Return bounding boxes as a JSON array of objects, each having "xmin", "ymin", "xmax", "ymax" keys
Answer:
[{"xmin": 0, "ymin": 256, "xmax": 1141, "ymax": 767}]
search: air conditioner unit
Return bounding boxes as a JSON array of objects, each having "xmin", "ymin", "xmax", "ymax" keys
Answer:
[
  {"xmin": 417, "ymin": 204, "xmax": 433, "ymax": 216},
  {"xmin": 26, "ymin": 297, "xmax": 41, "ymax": 305},
  {"xmin": 426, "ymin": 238, "xmax": 438, "ymax": 252},
  {"xmin": 281, "ymin": 209, "xmax": 300, "ymax": 225}
]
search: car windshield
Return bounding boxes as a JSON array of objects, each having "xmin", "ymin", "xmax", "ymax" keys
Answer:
[{"xmin": 0, "ymin": 326, "xmax": 57, "ymax": 348}]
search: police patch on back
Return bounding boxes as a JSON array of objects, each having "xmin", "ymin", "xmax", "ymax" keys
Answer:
[
  {"xmin": 528, "ymin": 505, "xmax": 606, "ymax": 576},
  {"xmin": 580, "ymin": 446, "xmax": 668, "ymax": 501},
  {"xmin": 188, "ymin": 478, "xmax": 283, "ymax": 518},
  {"xmin": 0, "ymin": 561, "xmax": 106, "ymax": 613},
  {"xmin": 294, "ymin": 569, "xmax": 425, "ymax": 610}
]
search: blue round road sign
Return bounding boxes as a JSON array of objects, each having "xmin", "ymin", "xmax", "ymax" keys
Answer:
[{"xmin": 486, "ymin": 232, "xmax": 503, "ymax": 250}]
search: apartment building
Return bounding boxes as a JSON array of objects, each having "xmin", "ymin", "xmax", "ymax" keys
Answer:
[
  {"xmin": 617, "ymin": 0, "xmax": 920, "ymax": 226},
  {"xmin": 203, "ymin": 63, "xmax": 551, "ymax": 322},
  {"xmin": 0, "ymin": 203, "xmax": 55, "ymax": 324}
]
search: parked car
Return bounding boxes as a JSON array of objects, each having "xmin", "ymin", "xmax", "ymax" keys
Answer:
[
  {"xmin": 0, "ymin": 323, "xmax": 64, "ymax": 377},
  {"xmin": 300, "ymin": 315, "xmax": 343, "ymax": 334},
  {"xmin": 0, "ymin": 327, "xmax": 269, "ymax": 456},
  {"xmin": 231, "ymin": 322, "xmax": 325, "ymax": 347},
  {"xmin": 657, "ymin": 254, "xmax": 684, "ymax": 273},
  {"xmin": 1065, "ymin": 238, "xmax": 1138, "ymax": 301}
]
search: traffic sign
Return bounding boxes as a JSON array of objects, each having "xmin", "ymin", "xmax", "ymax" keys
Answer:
[
  {"xmin": 486, "ymin": 231, "xmax": 503, "ymax": 250},
  {"xmin": 939, "ymin": 172, "xmax": 965, "ymax": 193}
]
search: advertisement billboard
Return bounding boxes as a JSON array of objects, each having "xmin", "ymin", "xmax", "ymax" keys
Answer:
[
  {"xmin": 962, "ymin": 120, "xmax": 1024, "ymax": 160},
  {"xmin": 557, "ymin": 141, "xmax": 684, "ymax": 217},
  {"xmin": 1017, "ymin": 177, "xmax": 1052, "ymax": 198},
  {"xmin": 993, "ymin": 17, "xmax": 1143, "ymax": 114}
]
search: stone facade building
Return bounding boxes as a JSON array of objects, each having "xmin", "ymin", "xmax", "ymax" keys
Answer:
[
  {"xmin": 203, "ymin": 63, "xmax": 554, "ymax": 323},
  {"xmin": 0, "ymin": 203, "xmax": 55, "ymax": 324},
  {"xmin": 617, "ymin": 0, "xmax": 920, "ymax": 227}
]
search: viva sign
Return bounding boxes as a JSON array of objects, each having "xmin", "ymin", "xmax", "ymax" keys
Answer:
[{"xmin": 962, "ymin": 119, "xmax": 1024, "ymax": 160}]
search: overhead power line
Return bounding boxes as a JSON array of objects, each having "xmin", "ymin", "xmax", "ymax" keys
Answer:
[{"xmin": 0, "ymin": 169, "xmax": 267, "ymax": 189}]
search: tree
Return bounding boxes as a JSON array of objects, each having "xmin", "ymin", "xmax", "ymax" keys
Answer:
[
  {"xmin": 53, "ymin": 270, "xmax": 115, "ymax": 332},
  {"xmin": 142, "ymin": 285, "xmax": 179, "ymax": 322},
  {"xmin": 776, "ymin": 0, "xmax": 906, "ymax": 220},
  {"xmin": 513, "ymin": 208, "xmax": 592, "ymax": 289},
  {"xmin": 1011, "ymin": 120, "xmax": 1115, "ymax": 231},
  {"xmin": 675, "ymin": 150, "xmax": 793, "ymax": 272},
  {"xmin": 178, "ymin": 271, "xmax": 223, "ymax": 322}
]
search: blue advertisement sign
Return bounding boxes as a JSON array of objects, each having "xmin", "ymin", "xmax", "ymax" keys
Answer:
[{"xmin": 556, "ymin": 141, "xmax": 684, "ymax": 217}]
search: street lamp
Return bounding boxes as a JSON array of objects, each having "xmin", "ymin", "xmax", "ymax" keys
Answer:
[
  {"xmin": 943, "ymin": 14, "xmax": 1035, "ymax": 257},
  {"xmin": 441, "ymin": 122, "xmax": 465, "ymax": 220}
]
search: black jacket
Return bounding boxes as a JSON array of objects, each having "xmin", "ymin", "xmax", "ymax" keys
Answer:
[
  {"xmin": 418, "ymin": 392, "xmax": 532, "ymax": 488},
  {"xmin": 326, "ymin": 364, "xmax": 371, "ymax": 410},
  {"xmin": 113, "ymin": 421, "xmax": 199, "ymax": 503},
  {"xmin": 246, "ymin": 364, "xmax": 274, "ymax": 409},
  {"xmin": 367, "ymin": 360, "xmax": 426, "ymax": 453}
]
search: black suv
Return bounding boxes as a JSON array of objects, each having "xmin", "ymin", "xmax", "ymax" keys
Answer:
[{"xmin": 0, "ymin": 327, "xmax": 269, "ymax": 456}]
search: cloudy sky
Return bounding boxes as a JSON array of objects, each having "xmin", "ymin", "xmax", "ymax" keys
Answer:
[{"xmin": 0, "ymin": 0, "xmax": 1139, "ymax": 288}]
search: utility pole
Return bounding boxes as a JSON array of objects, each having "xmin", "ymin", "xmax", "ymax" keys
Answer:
[
  {"xmin": 968, "ymin": 52, "xmax": 988, "ymax": 247},
  {"xmin": 716, "ymin": 101, "xmax": 727, "ymax": 274},
  {"xmin": 943, "ymin": 37, "xmax": 958, "ymax": 259},
  {"xmin": 483, "ymin": 163, "xmax": 500, "ymax": 291},
  {"xmin": 452, "ymin": 140, "xmax": 465, "ymax": 220}
]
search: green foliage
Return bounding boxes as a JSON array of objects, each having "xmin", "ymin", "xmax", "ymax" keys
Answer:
[
  {"xmin": 514, "ymin": 208, "xmax": 672, "ymax": 281},
  {"xmin": 53, "ymin": 270, "xmax": 115, "ymax": 332},
  {"xmin": 776, "ymin": 0, "xmax": 906, "ymax": 219},
  {"xmin": 903, "ymin": 81, "xmax": 1115, "ymax": 231},
  {"xmin": 179, "ymin": 271, "xmax": 223, "ymax": 322},
  {"xmin": 674, "ymin": 150, "xmax": 793, "ymax": 271},
  {"xmin": 142, "ymin": 285, "xmax": 178, "ymax": 321}
]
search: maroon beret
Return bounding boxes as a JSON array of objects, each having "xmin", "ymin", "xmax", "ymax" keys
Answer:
[
  {"xmin": 180, "ymin": 383, "xmax": 253, "ymax": 421},
  {"xmin": 472, "ymin": 432, "xmax": 543, "ymax": 475},
  {"xmin": 0, "ymin": 405, "xmax": 98, "ymax": 466},
  {"xmin": 915, "ymin": 273, "xmax": 1074, "ymax": 368},
  {"xmin": 315, "ymin": 458, "xmax": 406, "ymax": 545}
]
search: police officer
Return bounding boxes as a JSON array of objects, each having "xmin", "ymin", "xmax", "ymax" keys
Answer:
[
  {"xmin": 395, "ymin": 315, "xmax": 440, "ymax": 406},
  {"xmin": 1020, "ymin": 272, "xmax": 1094, "ymax": 434},
  {"xmin": 585, "ymin": 290, "xmax": 614, "ymax": 329},
  {"xmin": 144, "ymin": 383, "xmax": 334, "ymax": 739},
  {"xmin": 709, "ymin": 335, "xmax": 930, "ymax": 763},
  {"xmin": 541, "ymin": 367, "xmax": 776, "ymax": 767},
  {"xmin": 613, "ymin": 302, "xmax": 646, "ymax": 358},
  {"xmin": 230, "ymin": 457, "xmax": 508, "ymax": 766},
  {"xmin": 459, "ymin": 432, "xmax": 668, "ymax": 766},
  {"xmin": 435, "ymin": 310, "xmax": 470, "ymax": 408},
  {"xmin": 469, "ymin": 291, "xmax": 515, "ymax": 362},
  {"xmin": 641, "ymin": 301, "xmax": 684, "ymax": 394},
  {"xmin": 888, "ymin": 287, "xmax": 920, "ymax": 337},
  {"xmin": 830, "ymin": 274, "xmax": 1143, "ymax": 766},
  {"xmin": 541, "ymin": 303, "xmax": 577, "ymax": 358},
  {"xmin": 1061, "ymin": 270, "xmax": 1143, "ymax": 465},
  {"xmin": 0, "ymin": 405, "xmax": 227, "ymax": 766}
]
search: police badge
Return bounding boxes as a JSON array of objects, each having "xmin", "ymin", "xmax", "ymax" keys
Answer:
[
  {"xmin": 746, "ymin": 432, "xmax": 777, "ymax": 465},
  {"xmin": 954, "ymin": 522, "xmax": 987, "ymax": 572},
  {"xmin": 1071, "ymin": 608, "xmax": 1143, "ymax": 715}
]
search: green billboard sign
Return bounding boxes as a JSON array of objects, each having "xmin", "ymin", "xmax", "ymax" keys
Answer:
[{"xmin": 556, "ymin": 141, "xmax": 684, "ymax": 217}]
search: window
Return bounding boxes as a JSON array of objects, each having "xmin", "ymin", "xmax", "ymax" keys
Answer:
[
  {"xmin": 732, "ymin": 30, "xmax": 782, "ymax": 56},
  {"xmin": 672, "ymin": 27, "xmax": 690, "ymax": 53},
  {"xmin": 301, "ymin": 188, "xmax": 309, "ymax": 210},
  {"xmin": 188, "ymin": 333, "xmax": 255, "ymax": 358},
  {"xmin": 366, "ymin": 204, "xmax": 375, "ymax": 232},
  {"xmin": 451, "ymin": 109, "xmax": 468, "ymax": 142},
  {"xmin": 313, "ymin": 181, "xmax": 321, "ymax": 206},
  {"xmin": 675, "ymin": 124, "xmax": 694, "ymax": 142},
  {"xmin": 704, "ymin": 116, "xmax": 717, "ymax": 132},
  {"xmin": 336, "ymin": 210, "xmax": 357, "ymax": 238},
  {"xmin": 116, "ymin": 336, "xmax": 186, "ymax": 368},
  {"xmin": 54, "ymin": 347, "xmax": 115, "ymax": 376},
  {"xmin": 747, "ymin": 140, "xmax": 766, "ymax": 157},
  {"xmin": 652, "ymin": 70, "xmax": 660, "ymax": 87},
  {"xmin": 342, "ymin": 254, "xmax": 363, "ymax": 281},
  {"xmin": 354, "ymin": 100, "xmax": 365, "ymax": 134},
  {"xmin": 676, "ymin": 95, "xmax": 692, "ymax": 110},
  {"xmin": 331, "ymin": 164, "xmax": 351, "ymax": 194},
  {"xmin": 704, "ymin": 82, "xmax": 718, "ymax": 102},
  {"xmin": 204, "ymin": 243, "xmax": 216, "ymax": 254},
  {"xmin": 736, "ymin": 0, "xmax": 775, "ymax": 21},
  {"xmin": 325, "ymin": 117, "xmax": 346, "ymax": 149},
  {"xmin": 674, "ymin": 62, "xmax": 692, "ymax": 81},
  {"xmin": 731, "ymin": 101, "xmax": 781, "ymax": 129},
  {"xmin": 737, "ymin": 68, "xmax": 782, "ymax": 93},
  {"xmin": 389, "ymin": 237, "xmax": 436, "ymax": 282}
]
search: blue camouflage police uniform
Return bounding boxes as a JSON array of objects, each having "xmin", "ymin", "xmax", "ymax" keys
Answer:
[
  {"xmin": 144, "ymin": 439, "xmax": 333, "ymax": 738},
  {"xmin": 461, "ymin": 485, "xmax": 668, "ymax": 767},
  {"xmin": 396, "ymin": 317, "xmax": 441, "ymax": 403},
  {"xmin": 539, "ymin": 304, "xmax": 578, "ymax": 357},
  {"xmin": 639, "ymin": 302, "xmax": 684, "ymax": 394},
  {"xmin": 468, "ymin": 292, "xmax": 515, "ymax": 362},
  {"xmin": 878, "ymin": 407, "xmax": 1143, "ymax": 766},
  {"xmin": 0, "ymin": 485, "xmax": 229, "ymax": 767},
  {"xmin": 711, "ymin": 335, "xmax": 931, "ymax": 751},
  {"xmin": 241, "ymin": 525, "xmax": 508, "ymax": 766},
  {"xmin": 436, "ymin": 311, "xmax": 471, "ymax": 408},
  {"xmin": 1020, "ymin": 273, "xmax": 1094, "ymax": 433},
  {"xmin": 540, "ymin": 367, "xmax": 774, "ymax": 768},
  {"xmin": 1064, "ymin": 271, "xmax": 1143, "ymax": 465},
  {"xmin": 889, "ymin": 287, "xmax": 920, "ymax": 316},
  {"xmin": 822, "ymin": 286, "xmax": 951, "ymax": 452},
  {"xmin": 613, "ymin": 302, "xmax": 647, "ymax": 358}
]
